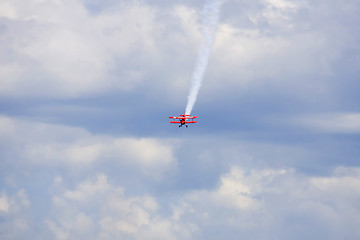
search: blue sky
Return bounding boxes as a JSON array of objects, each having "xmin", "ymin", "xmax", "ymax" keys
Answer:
[{"xmin": 1, "ymin": 0, "xmax": 360, "ymax": 239}]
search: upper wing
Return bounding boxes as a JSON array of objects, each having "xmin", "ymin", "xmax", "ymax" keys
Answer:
[{"xmin": 169, "ymin": 116, "xmax": 198, "ymax": 119}]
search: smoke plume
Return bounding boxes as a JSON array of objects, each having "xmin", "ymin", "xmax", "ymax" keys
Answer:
[{"xmin": 185, "ymin": 0, "xmax": 223, "ymax": 115}]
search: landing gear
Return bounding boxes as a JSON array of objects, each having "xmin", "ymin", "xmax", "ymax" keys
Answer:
[
  {"xmin": 186, "ymin": 125, "xmax": 188, "ymax": 128},
  {"xmin": 179, "ymin": 125, "xmax": 181, "ymax": 128}
]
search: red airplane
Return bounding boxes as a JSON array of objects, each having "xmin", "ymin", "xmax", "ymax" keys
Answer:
[{"xmin": 169, "ymin": 114, "xmax": 198, "ymax": 128}]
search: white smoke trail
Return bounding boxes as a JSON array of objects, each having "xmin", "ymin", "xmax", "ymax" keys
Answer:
[{"xmin": 185, "ymin": 0, "xmax": 223, "ymax": 116}]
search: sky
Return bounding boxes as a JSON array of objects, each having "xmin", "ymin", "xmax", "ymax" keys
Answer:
[{"xmin": 0, "ymin": 0, "xmax": 360, "ymax": 239}]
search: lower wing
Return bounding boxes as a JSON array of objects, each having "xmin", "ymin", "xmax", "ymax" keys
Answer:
[{"xmin": 170, "ymin": 121, "xmax": 197, "ymax": 124}]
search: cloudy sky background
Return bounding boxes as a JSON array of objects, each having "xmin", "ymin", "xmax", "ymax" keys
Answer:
[{"xmin": 1, "ymin": 0, "xmax": 360, "ymax": 239}]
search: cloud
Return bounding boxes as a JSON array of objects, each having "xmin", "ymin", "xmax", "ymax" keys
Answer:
[
  {"xmin": 46, "ymin": 173, "xmax": 197, "ymax": 240},
  {"xmin": 170, "ymin": 166, "xmax": 360, "ymax": 239},
  {"xmin": 1, "ymin": 0, "xmax": 356, "ymax": 110},
  {"xmin": 1, "ymin": 114, "xmax": 359, "ymax": 239},
  {"xmin": 0, "ymin": 0, "xmax": 162, "ymax": 98},
  {"xmin": 0, "ymin": 0, "xmax": 359, "ymax": 239},
  {"xmin": 249, "ymin": 0, "xmax": 300, "ymax": 28},
  {"xmin": 197, "ymin": 0, "xmax": 359, "ymax": 107},
  {"xmin": 0, "ymin": 116, "xmax": 177, "ymax": 179},
  {"xmin": 0, "ymin": 193, "xmax": 10, "ymax": 213},
  {"xmin": 0, "ymin": 0, "xmax": 219, "ymax": 102},
  {"xmin": 43, "ymin": 166, "xmax": 360, "ymax": 240},
  {"xmin": 63, "ymin": 174, "xmax": 111, "ymax": 202},
  {"xmin": 0, "ymin": 189, "xmax": 31, "ymax": 240},
  {"xmin": 208, "ymin": 26, "xmax": 335, "ymax": 94},
  {"xmin": 0, "ymin": 0, "xmax": 358, "ymax": 109},
  {"xmin": 290, "ymin": 112, "xmax": 360, "ymax": 133}
]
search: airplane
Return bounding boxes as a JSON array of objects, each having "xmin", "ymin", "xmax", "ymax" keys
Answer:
[{"xmin": 169, "ymin": 114, "xmax": 198, "ymax": 128}]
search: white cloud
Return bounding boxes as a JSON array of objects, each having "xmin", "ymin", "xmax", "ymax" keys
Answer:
[
  {"xmin": 199, "ymin": 0, "xmax": 357, "ymax": 102},
  {"xmin": 1, "ymin": 120, "xmax": 360, "ymax": 239},
  {"xmin": 172, "ymin": 5, "xmax": 201, "ymax": 45},
  {"xmin": 249, "ymin": 0, "xmax": 300, "ymax": 28},
  {"xmin": 310, "ymin": 167, "xmax": 360, "ymax": 200},
  {"xmin": 209, "ymin": 167, "xmax": 264, "ymax": 210},
  {"xmin": 169, "ymin": 166, "xmax": 360, "ymax": 239},
  {"xmin": 0, "ymin": 0, "xmax": 161, "ymax": 98},
  {"xmin": 0, "ymin": 189, "xmax": 31, "ymax": 239},
  {"xmin": 208, "ymin": 22, "xmax": 338, "ymax": 95},
  {"xmin": 0, "ymin": 2, "xmax": 17, "ymax": 19},
  {"xmin": 0, "ymin": 0, "xmax": 357, "ymax": 105},
  {"xmin": 108, "ymin": 138, "xmax": 176, "ymax": 176},
  {"xmin": 0, "ymin": 193, "xmax": 10, "ymax": 213},
  {"xmin": 180, "ymin": 167, "xmax": 289, "ymax": 214},
  {"xmin": 0, "ymin": 189, "xmax": 30, "ymax": 215},
  {"xmin": 1, "ymin": 116, "xmax": 177, "ymax": 179},
  {"xmin": 0, "ymin": 0, "xmax": 217, "ymax": 103},
  {"xmin": 46, "ymin": 173, "xmax": 197, "ymax": 240},
  {"xmin": 211, "ymin": 24, "xmax": 291, "ymax": 82},
  {"xmin": 292, "ymin": 112, "xmax": 360, "ymax": 133},
  {"xmin": 63, "ymin": 174, "xmax": 110, "ymax": 201}
]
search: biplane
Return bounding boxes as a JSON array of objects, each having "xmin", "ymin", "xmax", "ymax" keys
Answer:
[{"xmin": 169, "ymin": 114, "xmax": 198, "ymax": 127}]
